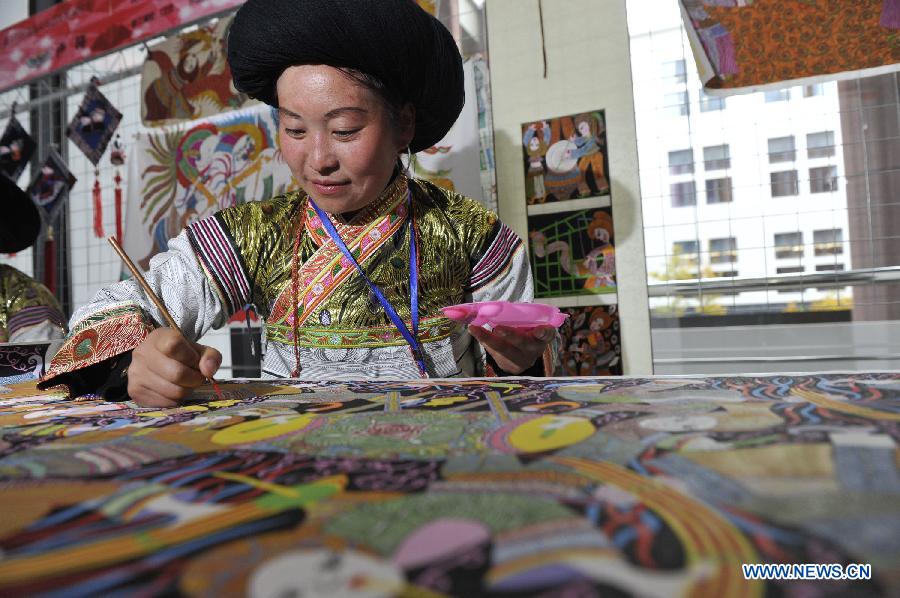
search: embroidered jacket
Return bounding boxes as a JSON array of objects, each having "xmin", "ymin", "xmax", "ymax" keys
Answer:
[
  {"xmin": 0, "ymin": 265, "xmax": 66, "ymax": 343},
  {"xmin": 41, "ymin": 176, "xmax": 540, "ymax": 396}
]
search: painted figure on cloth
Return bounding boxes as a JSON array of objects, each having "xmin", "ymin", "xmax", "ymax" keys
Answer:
[
  {"xmin": 42, "ymin": 0, "xmax": 557, "ymax": 408},
  {"xmin": 557, "ymin": 305, "xmax": 621, "ymax": 376},
  {"xmin": 521, "ymin": 110, "xmax": 610, "ymax": 204},
  {"xmin": 141, "ymin": 15, "xmax": 253, "ymax": 126},
  {"xmin": 144, "ymin": 36, "xmax": 220, "ymax": 123},
  {"xmin": 570, "ymin": 112, "xmax": 609, "ymax": 196},
  {"xmin": 528, "ymin": 207, "xmax": 616, "ymax": 298},
  {"xmin": 523, "ymin": 121, "xmax": 550, "ymax": 203},
  {"xmin": 0, "ymin": 114, "xmax": 37, "ymax": 182}
]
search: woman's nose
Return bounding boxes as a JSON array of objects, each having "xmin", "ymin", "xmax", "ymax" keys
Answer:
[{"xmin": 308, "ymin": 135, "xmax": 338, "ymax": 173}]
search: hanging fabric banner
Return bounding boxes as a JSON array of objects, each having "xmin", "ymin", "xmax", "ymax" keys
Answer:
[
  {"xmin": 409, "ymin": 57, "xmax": 496, "ymax": 212},
  {"xmin": 0, "ymin": 113, "xmax": 36, "ymax": 183},
  {"xmin": 66, "ymin": 79, "xmax": 122, "ymax": 166},
  {"xmin": 26, "ymin": 148, "xmax": 76, "ymax": 223},
  {"xmin": 123, "ymin": 104, "xmax": 299, "ymax": 271},
  {"xmin": 681, "ymin": 0, "xmax": 900, "ymax": 95},
  {"xmin": 0, "ymin": 0, "xmax": 245, "ymax": 94},
  {"xmin": 66, "ymin": 78, "xmax": 123, "ymax": 238},
  {"xmin": 141, "ymin": 15, "xmax": 255, "ymax": 127}
]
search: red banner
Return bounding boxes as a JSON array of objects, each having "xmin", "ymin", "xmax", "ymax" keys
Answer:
[{"xmin": 0, "ymin": 0, "xmax": 244, "ymax": 94}]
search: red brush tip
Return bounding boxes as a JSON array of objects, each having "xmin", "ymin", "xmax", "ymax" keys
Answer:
[{"xmin": 211, "ymin": 379, "xmax": 225, "ymax": 402}]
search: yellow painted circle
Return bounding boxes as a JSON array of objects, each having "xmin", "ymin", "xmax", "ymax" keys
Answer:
[
  {"xmin": 507, "ymin": 415, "xmax": 595, "ymax": 453},
  {"xmin": 212, "ymin": 414, "xmax": 316, "ymax": 445}
]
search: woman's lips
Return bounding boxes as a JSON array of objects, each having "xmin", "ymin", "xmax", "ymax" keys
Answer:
[{"xmin": 310, "ymin": 180, "xmax": 348, "ymax": 195}]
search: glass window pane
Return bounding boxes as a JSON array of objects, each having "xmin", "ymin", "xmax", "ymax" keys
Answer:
[
  {"xmin": 807, "ymin": 130, "xmax": 836, "ymax": 158},
  {"xmin": 770, "ymin": 170, "xmax": 799, "ymax": 196},
  {"xmin": 774, "ymin": 232, "xmax": 804, "ymax": 259},
  {"xmin": 703, "ymin": 144, "xmax": 731, "ymax": 169},
  {"xmin": 810, "ymin": 165, "xmax": 839, "ymax": 193},
  {"xmin": 700, "ymin": 90, "xmax": 725, "ymax": 112},
  {"xmin": 705, "ymin": 177, "xmax": 732, "ymax": 203},
  {"xmin": 768, "ymin": 136, "xmax": 796, "ymax": 163},
  {"xmin": 668, "ymin": 149, "xmax": 694, "ymax": 174},
  {"xmin": 670, "ymin": 181, "xmax": 696, "ymax": 207}
]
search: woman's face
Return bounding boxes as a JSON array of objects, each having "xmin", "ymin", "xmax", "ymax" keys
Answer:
[
  {"xmin": 577, "ymin": 121, "xmax": 591, "ymax": 137},
  {"xmin": 276, "ymin": 64, "xmax": 413, "ymax": 214}
]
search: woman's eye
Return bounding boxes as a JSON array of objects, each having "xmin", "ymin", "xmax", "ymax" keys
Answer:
[
  {"xmin": 334, "ymin": 129, "xmax": 361, "ymax": 139},
  {"xmin": 285, "ymin": 128, "xmax": 305, "ymax": 137}
]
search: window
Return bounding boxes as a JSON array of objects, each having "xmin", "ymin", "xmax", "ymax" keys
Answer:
[
  {"xmin": 776, "ymin": 265, "xmax": 805, "ymax": 274},
  {"xmin": 703, "ymin": 144, "xmax": 730, "ymax": 170},
  {"xmin": 807, "ymin": 131, "xmax": 835, "ymax": 158},
  {"xmin": 673, "ymin": 240, "xmax": 699, "ymax": 265},
  {"xmin": 816, "ymin": 263, "xmax": 845, "ymax": 271},
  {"xmin": 670, "ymin": 181, "xmax": 696, "ymax": 207},
  {"xmin": 706, "ymin": 177, "xmax": 733, "ymax": 204},
  {"xmin": 810, "ymin": 165, "xmax": 839, "ymax": 193},
  {"xmin": 668, "ymin": 149, "xmax": 694, "ymax": 174},
  {"xmin": 662, "ymin": 59, "xmax": 687, "ymax": 83},
  {"xmin": 803, "ymin": 83, "xmax": 824, "ymax": 97},
  {"xmin": 774, "ymin": 232, "xmax": 804, "ymax": 259},
  {"xmin": 813, "ymin": 228, "xmax": 843, "ymax": 256},
  {"xmin": 664, "ymin": 91, "xmax": 690, "ymax": 117},
  {"xmin": 770, "ymin": 170, "xmax": 799, "ymax": 197},
  {"xmin": 765, "ymin": 89, "xmax": 790, "ymax": 102},
  {"xmin": 714, "ymin": 270, "xmax": 739, "ymax": 277},
  {"xmin": 700, "ymin": 90, "xmax": 725, "ymax": 112},
  {"xmin": 768, "ymin": 136, "xmax": 796, "ymax": 163},
  {"xmin": 672, "ymin": 240, "xmax": 699, "ymax": 255},
  {"xmin": 709, "ymin": 237, "xmax": 737, "ymax": 264}
]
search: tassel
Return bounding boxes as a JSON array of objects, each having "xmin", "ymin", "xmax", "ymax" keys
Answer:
[
  {"xmin": 92, "ymin": 169, "xmax": 105, "ymax": 238},
  {"xmin": 114, "ymin": 171, "xmax": 123, "ymax": 242},
  {"xmin": 44, "ymin": 226, "xmax": 56, "ymax": 294}
]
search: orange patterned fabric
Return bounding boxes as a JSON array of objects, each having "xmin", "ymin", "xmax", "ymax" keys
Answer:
[
  {"xmin": 41, "ymin": 304, "xmax": 154, "ymax": 382},
  {"xmin": 684, "ymin": 0, "xmax": 900, "ymax": 90}
]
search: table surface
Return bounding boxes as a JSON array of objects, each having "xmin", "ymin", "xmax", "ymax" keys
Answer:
[{"xmin": 1, "ymin": 374, "xmax": 898, "ymax": 597}]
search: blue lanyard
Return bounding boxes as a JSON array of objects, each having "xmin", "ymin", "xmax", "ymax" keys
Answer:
[{"xmin": 308, "ymin": 191, "xmax": 427, "ymax": 377}]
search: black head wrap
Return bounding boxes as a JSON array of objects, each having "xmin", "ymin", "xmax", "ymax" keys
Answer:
[
  {"xmin": 0, "ymin": 175, "xmax": 40, "ymax": 254},
  {"xmin": 228, "ymin": 0, "xmax": 464, "ymax": 153}
]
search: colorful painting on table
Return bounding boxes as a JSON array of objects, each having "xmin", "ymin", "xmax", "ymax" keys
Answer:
[
  {"xmin": 0, "ymin": 373, "xmax": 898, "ymax": 595},
  {"xmin": 556, "ymin": 304, "xmax": 622, "ymax": 376},
  {"xmin": 521, "ymin": 110, "xmax": 609, "ymax": 205},
  {"xmin": 681, "ymin": 0, "xmax": 900, "ymax": 93},
  {"xmin": 528, "ymin": 206, "xmax": 616, "ymax": 297},
  {"xmin": 123, "ymin": 104, "xmax": 299, "ymax": 269},
  {"xmin": 141, "ymin": 15, "xmax": 255, "ymax": 127}
]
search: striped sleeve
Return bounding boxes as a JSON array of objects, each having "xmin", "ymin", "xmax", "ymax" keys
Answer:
[
  {"xmin": 467, "ymin": 222, "xmax": 523, "ymax": 292},
  {"xmin": 185, "ymin": 215, "xmax": 252, "ymax": 316},
  {"xmin": 8, "ymin": 305, "xmax": 66, "ymax": 338}
]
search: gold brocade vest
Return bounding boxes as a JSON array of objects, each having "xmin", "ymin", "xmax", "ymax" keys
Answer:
[{"xmin": 214, "ymin": 175, "xmax": 499, "ymax": 350}]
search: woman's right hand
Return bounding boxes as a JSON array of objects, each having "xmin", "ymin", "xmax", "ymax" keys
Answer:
[{"xmin": 128, "ymin": 328, "xmax": 222, "ymax": 408}]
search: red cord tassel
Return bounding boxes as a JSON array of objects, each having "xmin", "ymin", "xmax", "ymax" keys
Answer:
[
  {"xmin": 114, "ymin": 172, "xmax": 123, "ymax": 242},
  {"xmin": 93, "ymin": 176, "xmax": 105, "ymax": 238},
  {"xmin": 44, "ymin": 235, "xmax": 56, "ymax": 294}
]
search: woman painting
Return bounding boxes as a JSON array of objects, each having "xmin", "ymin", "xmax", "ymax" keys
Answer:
[{"xmin": 41, "ymin": 0, "xmax": 555, "ymax": 407}]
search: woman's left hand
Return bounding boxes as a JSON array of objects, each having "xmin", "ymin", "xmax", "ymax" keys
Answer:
[{"xmin": 469, "ymin": 324, "xmax": 555, "ymax": 375}]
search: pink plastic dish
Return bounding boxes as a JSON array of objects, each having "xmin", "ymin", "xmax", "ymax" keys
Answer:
[{"xmin": 441, "ymin": 301, "xmax": 569, "ymax": 329}]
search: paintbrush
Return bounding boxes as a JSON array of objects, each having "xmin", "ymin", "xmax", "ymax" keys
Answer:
[{"xmin": 107, "ymin": 237, "xmax": 225, "ymax": 401}]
